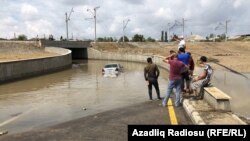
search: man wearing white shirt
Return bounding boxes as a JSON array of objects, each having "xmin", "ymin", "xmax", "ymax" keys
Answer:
[{"xmin": 178, "ymin": 36, "xmax": 186, "ymax": 49}]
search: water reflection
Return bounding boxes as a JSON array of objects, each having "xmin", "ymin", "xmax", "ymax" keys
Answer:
[
  {"xmin": 211, "ymin": 70, "xmax": 250, "ymax": 118},
  {"xmin": 1, "ymin": 59, "xmax": 248, "ymax": 134},
  {"xmin": 0, "ymin": 60, "xmax": 168, "ymax": 134}
]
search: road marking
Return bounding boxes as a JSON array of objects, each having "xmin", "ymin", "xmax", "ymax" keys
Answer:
[
  {"xmin": 0, "ymin": 107, "xmax": 36, "ymax": 127},
  {"xmin": 0, "ymin": 116, "xmax": 19, "ymax": 127},
  {"xmin": 167, "ymin": 99, "xmax": 178, "ymax": 125}
]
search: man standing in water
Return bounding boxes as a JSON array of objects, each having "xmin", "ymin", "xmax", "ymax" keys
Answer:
[{"xmin": 144, "ymin": 57, "xmax": 161, "ymax": 100}]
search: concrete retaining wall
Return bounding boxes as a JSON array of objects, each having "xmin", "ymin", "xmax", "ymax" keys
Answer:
[
  {"xmin": 0, "ymin": 47, "xmax": 72, "ymax": 83},
  {"xmin": 41, "ymin": 40, "xmax": 90, "ymax": 48},
  {"xmin": 87, "ymin": 48, "xmax": 169, "ymax": 70}
]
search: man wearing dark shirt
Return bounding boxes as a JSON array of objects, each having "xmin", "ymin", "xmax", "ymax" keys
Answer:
[{"xmin": 144, "ymin": 57, "xmax": 161, "ymax": 100}]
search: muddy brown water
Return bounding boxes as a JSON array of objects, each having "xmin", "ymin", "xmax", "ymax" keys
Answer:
[
  {"xmin": 211, "ymin": 70, "xmax": 250, "ymax": 119},
  {"xmin": 0, "ymin": 60, "xmax": 249, "ymax": 134},
  {"xmin": 0, "ymin": 60, "xmax": 169, "ymax": 134}
]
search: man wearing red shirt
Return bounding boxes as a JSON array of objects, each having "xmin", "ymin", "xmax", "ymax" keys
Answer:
[{"xmin": 162, "ymin": 54, "xmax": 185, "ymax": 107}]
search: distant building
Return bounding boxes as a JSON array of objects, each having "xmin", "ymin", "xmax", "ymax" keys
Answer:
[
  {"xmin": 228, "ymin": 34, "xmax": 250, "ymax": 41},
  {"xmin": 186, "ymin": 35, "xmax": 206, "ymax": 42}
]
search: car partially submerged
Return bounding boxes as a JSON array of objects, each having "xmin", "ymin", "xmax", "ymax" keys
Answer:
[{"xmin": 102, "ymin": 63, "xmax": 123, "ymax": 76}]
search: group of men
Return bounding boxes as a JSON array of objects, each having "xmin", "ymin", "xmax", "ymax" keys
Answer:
[{"xmin": 144, "ymin": 36, "xmax": 213, "ymax": 107}]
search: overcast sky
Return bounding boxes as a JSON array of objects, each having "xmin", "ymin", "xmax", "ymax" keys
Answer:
[{"xmin": 1, "ymin": 0, "xmax": 250, "ymax": 40}]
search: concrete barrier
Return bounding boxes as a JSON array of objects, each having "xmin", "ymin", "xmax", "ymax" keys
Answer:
[
  {"xmin": 0, "ymin": 47, "xmax": 72, "ymax": 83},
  {"xmin": 204, "ymin": 87, "xmax": 231, "ymax": 111}
]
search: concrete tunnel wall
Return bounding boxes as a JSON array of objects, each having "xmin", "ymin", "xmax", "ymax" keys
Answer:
[
  {"xmin": 41, "ymin": 40, "xmax": 90, "ymax": 59},
  {"xmin": 0, "ymin": 47, "xmax": 72, "ymax": 83},
  {"xmin": 69, "ymin": 48, "xmax": 88, "ymax": 59}
]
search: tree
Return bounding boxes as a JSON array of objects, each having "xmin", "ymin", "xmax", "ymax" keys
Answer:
[
  {"xmin": 209, "ymin": 34, "xmax": 215, "ymax": 38},
  {"xmin": 119, "ymin": 36, "xmax": 129, "ymax": 42},
  {"xmin": 0, "ymin": 38, "xmax": 7, "ymax": 40},
  {"xmin": 97, "ymin": 37, "xmax": 114, "ymax": 42},
  {"xmin": 206, "ymin": 36, "xmax": 209, "ymax": 40},
  {"xmin": 146, "ymin": 37, "xmax": 155, "ymax": 42},
  {"xmin": 132, "ymin": 34, "xmax": 145, "ymax": 42},
  {"xmin": 18, "ymin": 34, "xmax": 27, "ymax": 40}
]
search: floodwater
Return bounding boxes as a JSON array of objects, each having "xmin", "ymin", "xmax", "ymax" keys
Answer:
[
  {"xmin": 0, "ymin": 60, "xmax": 169, "ymax": 134},
  {"xmin": 211, "ymin": 70, "xmax": 250, "ymax": 119},
  {"xmin": 195, "ymin": 67, "xmax": 250, "ymax": 119},
  {"xmin": 0, "ymin": 60, "xmax": 250, "ymax": 134}
]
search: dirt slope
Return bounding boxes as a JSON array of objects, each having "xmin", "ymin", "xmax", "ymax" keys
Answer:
[{"xmin": 92, "ymin": 41, "xmax": 250, "ymax": 73}]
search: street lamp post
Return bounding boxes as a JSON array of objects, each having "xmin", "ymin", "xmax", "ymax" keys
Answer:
[
  {"xmin": 87, "ymin": 6, "xmax": 100, "ymax": 43},
  {"xmin": 123, "ymin": 19, "xmax": 130, "ymax": 42},
  {"xmin": 65, "ymin": 8, "xmax": 74, "ymax": 40}
]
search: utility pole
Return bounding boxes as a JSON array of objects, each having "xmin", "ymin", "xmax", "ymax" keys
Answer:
[
  {"xmin": 65, "ymin": 7, "xmax": 74, "ymax": 40},
  {"xmin": 225, "ymin": 20, "xmax": 230, "ymax": 42},
  {"xmin": 123, "ymin": 19, "xmax": 130, "ymax": 42},
  {"xmin": 173, "ymin": 18, "xmax": 187, "ymax": 37},
  {"xmin": 181, "ymin": 18, "xmax": 188, "ymax": 36},
  {"xmin": 182, "ymin": 18, "xmax": 185, "ymax": 36},
  {"xmin": 167, "ymin": 23, "xmax": 170, "ymax": 42},
  {"xmin": 87, "ymin": 6, "xmax": 100, "ymax": 43}
]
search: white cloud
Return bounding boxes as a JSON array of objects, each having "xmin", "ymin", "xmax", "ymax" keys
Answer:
[
  {"xmin": 25, "ymin": 20, "xmax": 53, "ymax": 38},
  {"xmin": 1, "ymin": 0, "xmax": 250, "ymax": 39},
  {"xmin": 131, "ymin": 27, "xmax": 143, "ymax": 34},
  {"xmin": 233, "ymin": 0, "xmax": 243, "ymax": 8},
  {"xmin": 200, "ymin": 0, "xmax": 210, "ymax": 7},
  {"xmin": 2, "ymin": 17, "xmax": 18, "ymax": 26},
  {"xmin": 20, "ymin": 3, "xmax": 39, "ymax": 20},
  {"xmin": 154, "ymin": 7, "xmax": 172, "ymax": 19}
]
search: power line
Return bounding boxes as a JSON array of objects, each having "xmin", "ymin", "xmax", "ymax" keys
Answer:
[
  {"xmin": 225, "ymin": 20, "xmax": 230, "ymax": 41},
  {"xmin": 123, "ymin": 19, "xmax": 130, "ymax": 42},
  {"xmin": 87, "ymin": 6, "xmax": 100, "ymax": 43},
  {"xmin": 65, "ymin": 7, "xmax": 74, "ymax": 40}
]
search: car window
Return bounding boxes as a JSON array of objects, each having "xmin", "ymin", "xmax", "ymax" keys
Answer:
[
  {"xmin": 104, "ymin": 64, "xmax": 118, "ymax": 68},
  {"xmin": 104, "ymin": 64, "xmax": 112, "ymax": 68}
]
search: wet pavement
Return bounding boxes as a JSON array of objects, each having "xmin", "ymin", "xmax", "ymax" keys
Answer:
[{"xmin": 0, "ymin": 100, "xmax": 192, "ymax": 141}]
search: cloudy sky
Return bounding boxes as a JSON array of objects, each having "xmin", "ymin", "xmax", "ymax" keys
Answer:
[{"xmin": 1, "ymin": 0, "xmax": 250, "ymax": 40}]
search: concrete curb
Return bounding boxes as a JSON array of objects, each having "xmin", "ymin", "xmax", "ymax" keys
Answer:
[
  {"xmin": 183, "ymin": 99, "xmax": 247, "ymax": 125},
  {"xmin": 231, "ymin": 114, "xmax": 247, "ymax": 125},
  {"xmin": 183, "ymin": 99, "xmax": 206, "ymax": 125}
]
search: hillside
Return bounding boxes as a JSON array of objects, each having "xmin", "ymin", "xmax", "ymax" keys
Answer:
[
  {"xmin": 0, "ymin": 41, "xmax": 58, "ymax": 61},
  {"xmin": 92, "ymin": 41, "xmax": 250, "ymax": 73}
]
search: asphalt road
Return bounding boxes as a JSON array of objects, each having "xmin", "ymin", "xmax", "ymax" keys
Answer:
[{"xmin": 0, "ymin": 99, "xmax": 192, "ymax": 141}]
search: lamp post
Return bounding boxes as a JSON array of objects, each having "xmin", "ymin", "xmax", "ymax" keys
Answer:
[
  {"xmin": 123, "ymin": 19, "xmax": 130, "ymax": 42},
  {"xmin": 87, "ymin": 6, "xmax": 100, "ymax": 43},
  {"xmin": 65, "ymin": 7, "xmax": 74, "ymax": 40}
]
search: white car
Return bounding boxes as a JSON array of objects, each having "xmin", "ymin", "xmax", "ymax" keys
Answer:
[{"xmin": 102, "ymin": 63, "xmax": 123, "ymax": 76}]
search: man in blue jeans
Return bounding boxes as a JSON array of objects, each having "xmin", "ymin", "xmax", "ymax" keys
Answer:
[{"xmin": 162, "ymin": 54, "xmax": 185, "ymax": 107}]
